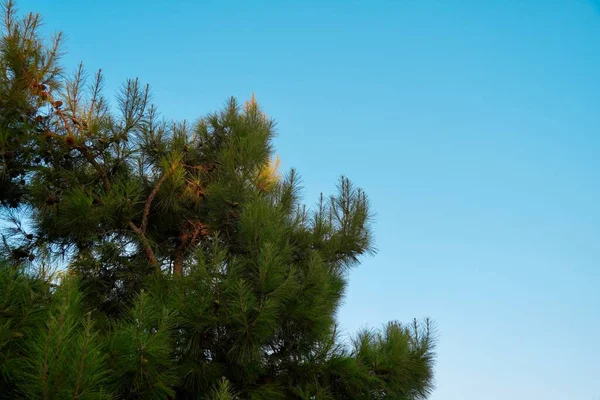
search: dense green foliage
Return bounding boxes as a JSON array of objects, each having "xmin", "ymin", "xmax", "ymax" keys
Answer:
[{"xmin": 0, "ymin": 2, "xmax": 436, "ymax": 398}]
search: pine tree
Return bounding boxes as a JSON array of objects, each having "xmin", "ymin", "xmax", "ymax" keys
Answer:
[{"xmin": 0, "ymin": 2, "xmax": 436, "ymax": 398}]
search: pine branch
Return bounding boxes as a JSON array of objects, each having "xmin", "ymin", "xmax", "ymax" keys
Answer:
[
  {"xmin": 128, "ymin": 221, "xmax": 158, "ymax": 268},
  {"xmin": 38, "ymin": 86, "xmax": 113, "ymax": 190},
  {"xmin": 40, "ymin": 323, "xmax": 51, "ymax": 400},
  {"xmin": 72, "ymin": 313, "xmax": 92, "ymax": 399},
  {"xmin": 141, "ymin": 171, "xmax": 168, "ymax": 234},
  {"xmin": 73, "ymin": 143, "xmax": 111, "ymax": 190},
  {"xmin": 65, "ymin": 62, "xmax": 84, "ymax": 116},
  {"xmin": 172, "ymin": 220, "xmax": 207, "ymax": 275}
]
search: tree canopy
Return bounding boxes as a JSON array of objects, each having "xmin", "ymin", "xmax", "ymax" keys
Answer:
[{"xmin": 0, "ymin": 2, "xmax": 436, "ymax": 399}]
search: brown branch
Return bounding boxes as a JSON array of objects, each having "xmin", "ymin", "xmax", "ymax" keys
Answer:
[
  {"xmin": 141, "ymin": 172, "xmax": 169, "ymax": 234},
  {"xmin": 172, "ymin": 249, "xmax": 185, "ymax": 276},
  {"xmin": 128, "ymin": 221, "xmax": 158, "ymax": 268},
  {"xmin": 43, "ymin": 129, "xmax": 111, "ymax": 191},
  {"xmin": 54, "ymin": 107, "xmax": 72, "ymax": 136},
  {"xmin": 73, "ymin": 144, "xmax": 111, "ymax": 190},
  {"xmin": 172, "ymin": 220, "xmax": 209, "ymax": 276},
  {"xmin": 182, "ymin": 163, "xmax": 209, "ymax": 171},
  {"xmin": 173, "ymin": 225, "xmax": 194, "ymax": 277},
  {"xmin": 44, "ymin": 92, "xmax": 112, "ymax": 191}
]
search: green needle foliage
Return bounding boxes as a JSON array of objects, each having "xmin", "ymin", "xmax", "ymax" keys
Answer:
[{"xmin": 0, "ymin": 1, "xmax": 436, "ymax": 398}]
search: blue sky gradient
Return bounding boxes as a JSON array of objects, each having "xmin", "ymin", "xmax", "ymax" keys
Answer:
[{"xmin": 20, "ymin": 0, "xmax": 600, "ymax": 398}]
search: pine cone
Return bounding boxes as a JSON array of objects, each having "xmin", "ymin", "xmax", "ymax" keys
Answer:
[
  {"xmin": 11, "ymin": 248, "xmax": 29, "ymax": 260},
  {"xmin": 46, "ymin": 195, "xmax": 58, "ymax": 205}
]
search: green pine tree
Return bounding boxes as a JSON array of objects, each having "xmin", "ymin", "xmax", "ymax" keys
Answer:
[{"xmin": 0, "ymin": 2, "xmax": 436, "ymax": 398}]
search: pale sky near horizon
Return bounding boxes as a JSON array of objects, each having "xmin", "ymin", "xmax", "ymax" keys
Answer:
[{"xmin": 18, "ymin": 0, "xmax": 600, "ymax": 398}]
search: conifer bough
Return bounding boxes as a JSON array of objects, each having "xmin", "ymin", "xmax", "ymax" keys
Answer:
[{"xmin": 0, "ymin": 1, "xmax": 436, "ymax": 398}]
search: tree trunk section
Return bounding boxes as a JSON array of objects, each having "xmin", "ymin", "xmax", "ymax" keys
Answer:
[{"xmin": 173, "ymin": 253, "xmax": 183, "ymax": 276}]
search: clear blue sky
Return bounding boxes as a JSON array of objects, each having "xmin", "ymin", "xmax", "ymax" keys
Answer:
[{"xmin": 20, "ymin": 0, "xmax": 600, "ymax": 398}]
